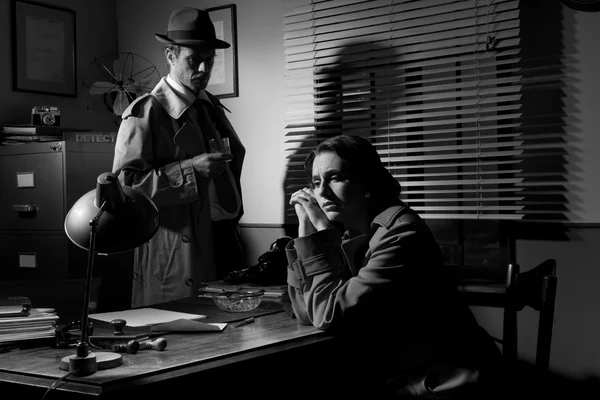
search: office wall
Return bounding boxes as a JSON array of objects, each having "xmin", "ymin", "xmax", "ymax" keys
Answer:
[
  {"xmin": 0, "ymin": 0, "xmax": 118, "ymax": 131},
  {"xmin": 113, "ymin": 0, "xmax": 600, "ymax": 381},
  {"xmin": 115, "ymin": 0, "xmax": 600, "ymax": 227},
  {"xmin": 116, "ymin": 0, "xmax": 287, "ymax": 226},
  {"xmin": 516, "ymin": 6, "xmax": 600, "ymax": 381},
  {"xmin": 560, "ymin": 6, "xmax": 600, "ymax": 224}
]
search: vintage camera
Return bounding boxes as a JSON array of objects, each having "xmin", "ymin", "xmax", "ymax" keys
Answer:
[{"xmin": 31, "ymin": 105, "xmax": 60, "ymax": 127}]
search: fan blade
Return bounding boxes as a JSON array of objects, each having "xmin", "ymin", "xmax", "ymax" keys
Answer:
[
  {"xmin": 137, "ymin": 75, "xmax": 156, "ymax": 86},
  {"xmin": 113, "ymin": 91, "xmax": 130, "ymax": 116},
  {"xmin": 113, "ymin": 59, "xmax": 123, "ymax": 81},
  {"xmin": 89, "ymin": 81, "xmax": 119, "ymax": 95},
  {"xmin": 123, "ymin": 53, "xmax": 134, "ymax": 80},
  {"xmin": 129, "ymin": 75, "xmax": 159, "ymax": 95},
  {"xmin": 115, "ymin": 54, "xmax": 134, "ymax": 82}
]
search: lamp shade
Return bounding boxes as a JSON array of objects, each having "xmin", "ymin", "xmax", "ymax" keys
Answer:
[{"xmin": 64, "ymin": 172, "xmax": 159, "ymax": 254}]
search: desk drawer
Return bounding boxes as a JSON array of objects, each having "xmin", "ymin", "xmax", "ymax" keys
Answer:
[
  {"xmin": 0, "ymin": 233, "xmax": 67, "ymax": 279},
  {"xmin": 0, "ymin": 152, "xmax": 64, "ymax": 231}
]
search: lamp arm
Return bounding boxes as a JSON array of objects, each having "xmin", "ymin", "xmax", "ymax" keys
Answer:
[{"xmin": 76, "ymin": 201, "xmax": 106, "ymax": 358}]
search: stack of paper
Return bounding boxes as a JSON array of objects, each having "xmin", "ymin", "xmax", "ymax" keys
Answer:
[
  {"xmin": 0, "ymin": 295, "xmax": 32, "ymax": 317},
  {"xmin": 0, "ymin": 308, "xmax": 59, "ymax": 345},
  {"xmin": 0, "ymin": 125, "xmax": 64, "ymax": 145}
]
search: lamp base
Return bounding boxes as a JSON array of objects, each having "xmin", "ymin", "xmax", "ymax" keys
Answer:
[{"xmin": 60, "ymin": 352, "xmax": 123, "ymax": 375}]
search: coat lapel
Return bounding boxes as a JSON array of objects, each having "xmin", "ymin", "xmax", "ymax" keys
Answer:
[
  {"xmin": 173, "ymin": 116, "xmax": 206, "ymax": 156},
  {"xmin": 151, "ymin": 79, "xmax": 206, "ymax": 157}
]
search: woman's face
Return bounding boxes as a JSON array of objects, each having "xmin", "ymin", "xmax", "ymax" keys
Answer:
[{"xmin": 311, "ymin": 150, "xmax": 369, "ymax": 230}]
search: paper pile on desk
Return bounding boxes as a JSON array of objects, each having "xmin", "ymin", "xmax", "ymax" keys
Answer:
[
  {"xmin": 0, "ymin": 308, "xmax": 58, "ymax": 345},
  {"xmin": 150, "ymin": 319, "xmax": 227, "ymax": 332},
  {"xmin": 90, "ymin": 308, "xmax": 208, "ymax": 327}
]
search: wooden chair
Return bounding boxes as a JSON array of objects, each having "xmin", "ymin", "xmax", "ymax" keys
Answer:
[{"xmin": 451, "ymin": 259, "xmax": 558, "ymax": 373}]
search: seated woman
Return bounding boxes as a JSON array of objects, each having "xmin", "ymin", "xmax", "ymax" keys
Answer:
[{"xmin": 286, "ymin": 135, "xmax": 503, "ymax": 399}]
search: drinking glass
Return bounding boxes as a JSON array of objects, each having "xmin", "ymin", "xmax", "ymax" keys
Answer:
[{"xmin": 209, "ymin": 137, "xmax": 232, "ymax": 162}]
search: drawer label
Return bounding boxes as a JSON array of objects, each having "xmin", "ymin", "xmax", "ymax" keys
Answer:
[
  {"xmin": 18, "ymin": 253, "xmax": 37, "ymax": 268},
  {"xmin": 16, "ymin": 172, "xmax": 35, "ymax": 188}
]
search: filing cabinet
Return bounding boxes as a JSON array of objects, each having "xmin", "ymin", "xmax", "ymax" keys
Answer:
[{"xmin": 0, "ymin": 137, "xmax": 124, "ymax": 280}]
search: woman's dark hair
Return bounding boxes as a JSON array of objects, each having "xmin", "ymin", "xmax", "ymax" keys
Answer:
[{"xmin": 304, "ymin": 135, "xmax": 402, "ymax": 215}]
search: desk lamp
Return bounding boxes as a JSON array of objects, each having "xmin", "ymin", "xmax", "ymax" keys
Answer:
[{"xmin": 62, "ymin": 172, "xmax": 159, "ymax": 375}]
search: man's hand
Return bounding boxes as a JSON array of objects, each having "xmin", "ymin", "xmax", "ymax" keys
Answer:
[{"xmin": 192, "ymin": 153, "xmax": 232, "ymax": 178}]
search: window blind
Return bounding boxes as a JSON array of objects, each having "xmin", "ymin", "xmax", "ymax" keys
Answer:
[{"xmin": 283, "ymin": 0, "xmax": 567, "ymax": 222}]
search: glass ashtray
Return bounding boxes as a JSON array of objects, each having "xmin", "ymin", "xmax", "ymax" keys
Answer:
[{"xmin": 212, "ymin": 290, "xmax": 263, "ymax": 312}]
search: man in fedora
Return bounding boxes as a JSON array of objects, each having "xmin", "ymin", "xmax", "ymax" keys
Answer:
[{"xmin": 112, "ymin": 7, "xmax": 246, "ymax": 308}]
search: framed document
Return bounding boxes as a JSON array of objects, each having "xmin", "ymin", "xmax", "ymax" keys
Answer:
[
  {"xmin": 11, "ymin": 0, "xmax": 77, "ymax": 97},
  {"xmin": 207, "ymin": 4, "xmax": 239, "ymax": 98}
]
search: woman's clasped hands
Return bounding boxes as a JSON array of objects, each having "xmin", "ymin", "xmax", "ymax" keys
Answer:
[{"xmin": 289, "ymin": 187, "xmax": 333, "ymax": 236}]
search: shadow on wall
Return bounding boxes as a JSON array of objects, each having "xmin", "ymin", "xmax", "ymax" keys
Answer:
[
  {"xmin": 282, "ymin": 39, "xmax": 401, "ymax": 234},
  {"xmin": 282, "ymin": 1, "xmax": 576, "ymax": 252},
  {"xmin": 509, "ymin": 0, "xmax": 575, "ymax": 241}
]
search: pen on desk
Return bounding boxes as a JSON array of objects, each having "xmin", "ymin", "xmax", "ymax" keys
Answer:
[{"xmin": 234, "ymin": 317, "xmax": 255, "ymax": 328}]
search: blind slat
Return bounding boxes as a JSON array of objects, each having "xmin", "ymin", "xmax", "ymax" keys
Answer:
[
  {"xmin": 286, "ymin": 37, "xmax": 521, "ymax": 71},
  {"xmin": 284, "ymin": 56, "xmax": 522, "ymax": 87},
  {"xmin": 284, "ymin": 0, "xmax": 512, "ymax": 26},
  {"xmin": 285, "ymin": 112, "xmax": 523, "ymax": 130},
  {"xmin": 284, "ymin": 2, "xmax": 518, "ymax": 42},
  {"xmin": 283, "ymin": 0, "xmax": 566, "ymax": 221},
  {"xmin": 285, "ymin": 22, "xmax": 520, "ymax": 62}
]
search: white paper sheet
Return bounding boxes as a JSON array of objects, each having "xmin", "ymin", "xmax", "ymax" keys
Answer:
[
  {"xmin": 150, "ymin": 319, "xmax": 227, "ymax": 332},
  {"xmin": 89, "ymin": 308, "xmax": 206, "ymax": 327}
]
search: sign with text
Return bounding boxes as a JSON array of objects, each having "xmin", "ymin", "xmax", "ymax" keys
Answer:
[{"xmin": 63, "ymin": 132, "xmax": 118, "ymax": 144}]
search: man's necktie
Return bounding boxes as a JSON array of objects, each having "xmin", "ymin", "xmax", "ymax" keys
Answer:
[{"xmin": 193, "ymin": 100, "xmax": 238, "ymax": 214}]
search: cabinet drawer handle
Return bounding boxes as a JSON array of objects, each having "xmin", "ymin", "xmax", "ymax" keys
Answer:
[{"xmin": 13, "ymin": 205, "xmax": 38, "ymax": 212}]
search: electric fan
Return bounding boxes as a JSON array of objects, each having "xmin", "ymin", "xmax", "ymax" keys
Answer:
[{"xmin": 82, "ymin": 52, "xmax": 161, "ymax": 126}]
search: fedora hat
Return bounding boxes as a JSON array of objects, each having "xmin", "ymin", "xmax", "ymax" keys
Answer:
[{"xmin": 155, "ymin": 7, "xmax": 230, "ymax": 49}]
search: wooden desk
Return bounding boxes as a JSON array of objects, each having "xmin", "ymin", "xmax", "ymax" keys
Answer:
[{"xmin": 0, "ymin": 307, "xmax": 333, "ymax": 400}]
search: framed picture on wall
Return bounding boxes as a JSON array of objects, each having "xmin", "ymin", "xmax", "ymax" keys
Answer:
[
  {"xmin": 11, "ymin": 0, "xmax": 77, "ymax": 97},
  {"xmin": 207, "ymin": 4, "xmax": 239, "ymax": 98}
]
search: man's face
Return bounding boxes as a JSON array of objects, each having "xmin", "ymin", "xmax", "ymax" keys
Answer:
[{"xmin": 168, "ymin": 45, "xmax": 215, "ymax": 95}]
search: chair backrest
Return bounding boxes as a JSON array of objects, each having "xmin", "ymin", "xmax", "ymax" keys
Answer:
[
  {"xmin": 512, "ymin": 259, "xmax": 558, "ymax": 372},
  {"xmin": 452, "ymin": 259, "xmax": 558, "ymax": 372}
]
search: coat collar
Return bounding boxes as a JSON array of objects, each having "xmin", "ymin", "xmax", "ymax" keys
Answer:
[
  {"xmin": 150, "ymin": 77, "xmax": 206, "ymax": 155},
  {"xmin": 370, "ymin": 202, "xmax": 411, "ymax": 229},
  {"xmin": 340, "ymin": 203, "xmax": 410, "ymax": 242},
  {"xmin": 151, "ymin": 77, "xmax": 193, "ymax": 120},
  {"xmin": 152, "ymin": 77, "xmax": 220, "ymax": 119},
  {"xmin": 339, "ymin": 203, "xmax": 410, "ymax": 274}
]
